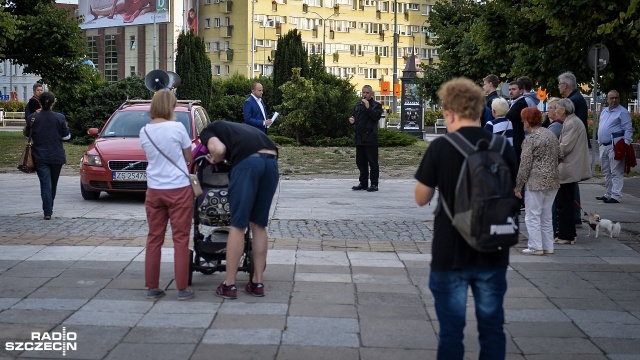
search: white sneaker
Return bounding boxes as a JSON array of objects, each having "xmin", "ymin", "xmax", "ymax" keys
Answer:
[{"xmin": 522, "ymin": 248, "xmax": 544, "ymax": 255}]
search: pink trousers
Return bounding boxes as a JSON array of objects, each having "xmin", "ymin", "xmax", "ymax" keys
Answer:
[{"xmin": 144, "ymin": 186, "xmax": 192, "ymax": 290}]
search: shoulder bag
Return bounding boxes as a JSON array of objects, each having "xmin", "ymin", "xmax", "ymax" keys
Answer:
[
  {"xmin": 143, "ymin": 126, "xmax": 202, "ymax": 197},
  {"xmin": 17, "ymin": 117, "xmax": 36, "ymax": 173}
]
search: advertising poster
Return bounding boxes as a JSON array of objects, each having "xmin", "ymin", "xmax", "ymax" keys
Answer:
[
  {"xmin": 79, "ymin": 0, "xmax": 170, "ymax": 30},
  {"xmin": 185, "ymin": 0, "xmax": 199, "ymax": 35},
  {"xmin": 401, "ymin": 83, "xmax": 421, "ymax": 130}
]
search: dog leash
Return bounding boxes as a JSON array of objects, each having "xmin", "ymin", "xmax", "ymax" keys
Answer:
[{"xmin": 573, "ymin": 199, "xmax": 589, "ymax": 217}]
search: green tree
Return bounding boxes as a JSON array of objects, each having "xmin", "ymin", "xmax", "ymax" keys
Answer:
[
  {"xmin": 71, "ymin": 77, "xmax": 152, "ymax": 144},
  {"xmin": 175, "ymin": 31, "xmax": 212, "ymax": 109},
  {"xmin": 0, "ymin": 0, "xmax": 87, "ymax": 85},
  {"xmin": 272, "ymin": 29, "xmax": 309, "ymax": 106},
  {"xmin": 277, "ymin": 68, "xmax": 316, "ymax": 144}
]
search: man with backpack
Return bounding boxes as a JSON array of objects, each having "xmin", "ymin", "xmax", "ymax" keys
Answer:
[{"xmin": 414, "ymin": 78, "xmax": 518, "ymax": 360}]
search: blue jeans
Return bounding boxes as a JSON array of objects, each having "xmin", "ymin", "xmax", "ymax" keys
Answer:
[
  {"xmin": 429, "ymin": 265, "xmax": 508, "ymax": 360},
  {"xmin": 35, "ymin": 163, "xmax": 63, "ymax": 216}
]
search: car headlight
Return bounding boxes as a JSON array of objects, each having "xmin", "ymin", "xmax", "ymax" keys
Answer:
[{"xmin": 82, "ymin": 154, "xmax": 103, "ymax": 167}]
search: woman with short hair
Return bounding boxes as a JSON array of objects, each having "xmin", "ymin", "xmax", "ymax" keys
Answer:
[{"xmin": 515, "ymin": 107, "xmax": 560, "ymax": 255}]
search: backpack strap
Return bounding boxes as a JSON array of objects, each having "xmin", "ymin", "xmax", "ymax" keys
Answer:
[
  {"xmin": 488, "ymin": 134, "xmax": 507, "ymax": 155},
  {"xmin": 443, "ymin": 131, "xmax": 476, "ymax": 158}
]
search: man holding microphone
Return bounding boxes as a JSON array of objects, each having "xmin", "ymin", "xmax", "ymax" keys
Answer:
[{"xmin": 349, "ymin": 85, "xmax": 383, "ymax": 192}]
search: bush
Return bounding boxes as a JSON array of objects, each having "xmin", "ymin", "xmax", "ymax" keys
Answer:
[
  {"xmin": 633, "ymin": 112, "xmax": 640, "ymax": 143},
  {"xmin": 0, "ymin": 100, "xmax": 27, "ymax": 112},
  {"xmin": 269, "ymin": 135, "xmax": 298, "ymax": 146},
  {"xmin": 378, "ymin": 128, "xmax": 419, "ymax": 147},
  {"xmin": 424, "ymin": 110, "xmax": 443, "ymax": 127}
]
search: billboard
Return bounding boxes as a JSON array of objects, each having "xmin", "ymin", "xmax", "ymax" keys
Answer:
[
  {"xmin": 79, "ymin": 0, "xmax": 170, "ymax": 30},
  {"xmin": 185, "ymin": 0, "xmax": 198, "ymax": 35}
]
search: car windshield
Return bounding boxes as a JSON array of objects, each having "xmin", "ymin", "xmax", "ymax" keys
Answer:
[{"xmin": 101, "ymin": 111, "xmax": 192, "ymax": 138}]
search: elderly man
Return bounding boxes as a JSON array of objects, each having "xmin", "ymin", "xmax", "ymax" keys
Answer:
[
  {"xmin": 558, "ymin": 71, "xmax": 589, "ymax": 224},
  {"xmin": 596, "ymin": 90, "xmax": 634, "ymax": 203}
]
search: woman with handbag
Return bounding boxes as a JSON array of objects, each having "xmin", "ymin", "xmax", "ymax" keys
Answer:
[
  {"xmin": 30, "ymin": 91, "xmax": 71, "ymax": 220},
  {"xmin": 139, "ymin": 89, "xmax": 195, "ymax": 301}
]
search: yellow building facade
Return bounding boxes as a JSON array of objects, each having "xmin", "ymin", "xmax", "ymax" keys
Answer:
[{"xmin": 200, "ymin": 0, "xmax": 440, "ymax": 110}]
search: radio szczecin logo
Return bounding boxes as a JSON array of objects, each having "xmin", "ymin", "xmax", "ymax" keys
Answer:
[{"xmin": 5, "ymin": 327, "xmax": 77, "ymax": 356}]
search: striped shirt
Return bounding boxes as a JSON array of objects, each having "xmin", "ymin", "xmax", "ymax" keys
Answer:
[{"xmin": 484, "ymin": 116, "xmax": 514, "ymax": 146}]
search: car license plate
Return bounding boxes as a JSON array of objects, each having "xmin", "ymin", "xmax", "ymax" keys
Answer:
[{"xmin": 113, "ymin": 172, "xmax": 147, "ymax": 181}]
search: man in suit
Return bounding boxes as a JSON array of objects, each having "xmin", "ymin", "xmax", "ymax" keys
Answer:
[{"xmin": 243, "ymin": 82, "xmax": 272, "ymax": 134}]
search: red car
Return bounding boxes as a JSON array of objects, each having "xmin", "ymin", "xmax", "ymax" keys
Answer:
[{"xmin": 80, "ymin": 99, "xmax": 211, "ymax": 200}]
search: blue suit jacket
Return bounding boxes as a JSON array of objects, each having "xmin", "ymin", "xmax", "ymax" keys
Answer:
[{"xmin": 243, "ymin": 96, "xmax": 268, "ymax": 134}]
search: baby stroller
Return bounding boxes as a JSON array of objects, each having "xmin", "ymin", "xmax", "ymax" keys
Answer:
[{"xmin": 188, "ymin": 155, "xmax": 254, "ymax": 285}]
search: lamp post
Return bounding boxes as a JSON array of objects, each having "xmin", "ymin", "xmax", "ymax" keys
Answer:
[
  {"xmin": 392, "ymin": 0, "xmax": 398, "ymax": 114},
  {"xmin": 303, "ymin": 5, "xmax": 339, "ymax": 67}
]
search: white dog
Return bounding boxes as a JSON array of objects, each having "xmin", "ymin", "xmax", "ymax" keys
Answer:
[{"xmin": 587, "ymin": 213, "xmax": 622, "ymax": 238}]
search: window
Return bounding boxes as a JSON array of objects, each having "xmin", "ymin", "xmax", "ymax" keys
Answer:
[
  {"xmin": 130, "ymin": 35, "xmax": 136, "ymax": 50},
  {"xmin": 206, "ymin": 42, "xmax": 211, "ymax": 52},
  {"xmin": 422, "ymin": 4, "xmax": 433, "ymax": 15},
  {"xmin": 205, "ymin": 18, "xmax": 211, "ymax": 28},
  {"xmin": 214, "ymin": 42, "xmax": 220, "ymax": 51},
  {"xmin": 379, "ymin": 1, "xmax": 389, "ymax": 12},
  {"xmin": 365, "ymin": 68, "xmax": 378, "ymax": 79},
  {"xmin": 305, "ymin": 0, "xmax": 322, "ymax": 7},
  {"xmin": 205, "ymin": 0, "xmax": 211, "ymax": 4},
  {"xmin": 225, "ymin": 17, "xmax": 230, "ymax": 26},
  {"xmin": 104, "ymin": 34, "xmax": 117, "ymax": 82},
  {"xmin": 214, "ymin": 65, "xmax": 221, "ymax": 76},
  {"xmin": 408, "ymin": 3, "xmax": 419, "ymax": 10},
  {"xmin": 87, "ymin": 36, "xmax": 99, "ymax": 67},
  {"xmin": 224, "ymin": 65, "xmax": 230, "ymax": 75},
  {"xmin": 130, "ymin": 66, "xmax": 136, "ymax": 77},
  {"xmin": 214, "ymin": 18, "xmax": 220, "ymax": 28},
  {"xmin": 224, "ymin": 41, "xmax": 230, "ymax": 50}
]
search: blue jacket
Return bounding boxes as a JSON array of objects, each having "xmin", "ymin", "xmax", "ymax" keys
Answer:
[{"xmin": 243, "ymin": 95, "xmax": 268, "ymax": 134}]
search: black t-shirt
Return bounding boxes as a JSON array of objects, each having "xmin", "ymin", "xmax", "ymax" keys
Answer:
[
  {"xmin": 199, "ymin": 120, "xmax": 277, "ymax": 166},
  {"xmin": 414, "ymin": 127, "xmax": 517, "ymax": 271}
]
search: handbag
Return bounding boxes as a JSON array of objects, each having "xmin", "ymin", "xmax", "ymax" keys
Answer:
[
  {"xmin": 143, "ymin": 126, "xmax": 202, "ymax": 197},
  {"xmin": 17, "ymin": 117, "xmax": 36, "ymax": 173}
]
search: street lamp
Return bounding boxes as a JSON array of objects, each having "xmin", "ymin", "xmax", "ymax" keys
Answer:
[
  {"xmin": 392, "ymin": 0, "xmax": 398, "ymax": 114},
  {"xmin": 303, "ymin": 5, "xmax": 339, "ymax": 67}
]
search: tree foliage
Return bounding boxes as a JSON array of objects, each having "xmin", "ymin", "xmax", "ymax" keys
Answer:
[
  {"xmin": 276, "ymin": 68, "xmax": 316, "ymax": 144},
  {"xmin": 272, "ymin": 30, "xmax": 309, "ymax": 105},
  {"xmin": 0, "ymin": 0, "xmax": 87, "ymax": 85},
  {"xmin": 419, "ymin": 0, "xmax": 640, "ymax": 104},
  {"xmin": 71, "ymin": 77, "xmax": 152, "ymax": 144},
  {"xmin": 175, "ymin": 31, "xmax": 212, "ymax": 110}
]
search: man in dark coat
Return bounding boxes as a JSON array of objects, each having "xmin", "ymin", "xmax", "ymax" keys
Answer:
[{"xmin": 348, "ymin": 85, "xmax": 383, "ymax": 192}]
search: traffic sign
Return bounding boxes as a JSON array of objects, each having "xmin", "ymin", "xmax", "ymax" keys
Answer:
[{"xmin": 588, "ymin": 44, "xmax": 609, "ymax": 71}]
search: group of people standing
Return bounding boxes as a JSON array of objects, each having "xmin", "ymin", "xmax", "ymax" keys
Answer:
[{"xmin": 414, "ymin": 73, "xmax": 634, "ymax": 359}]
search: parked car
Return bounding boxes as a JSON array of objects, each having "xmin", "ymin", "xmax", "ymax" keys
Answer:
[{"xmin": 79, "ymin": 99, "xmax": 210, "ymax": 200}]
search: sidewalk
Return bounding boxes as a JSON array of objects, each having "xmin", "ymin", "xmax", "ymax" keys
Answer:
[{"xmin": 0, "ymin": 174, "xmax": 639, "ymax": 359}]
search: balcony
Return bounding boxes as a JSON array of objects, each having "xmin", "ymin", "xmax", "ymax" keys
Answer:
[{"xmin": 222, "ymin": 25, "xmax": 233, "ymax": 37}]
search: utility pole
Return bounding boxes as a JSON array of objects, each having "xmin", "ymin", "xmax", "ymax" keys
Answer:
[
  {"xmin": 392, "ymin": 0, "xmax": 398, "ymax": 114},
  {"xmin": 251, "ymin": 0, "xmax": 255, "ymax": 79}
]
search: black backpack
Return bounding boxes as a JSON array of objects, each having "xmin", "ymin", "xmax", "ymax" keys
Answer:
[{"xmin": 440, "ymin": 132, "xmax": 520, "ymax": 252}]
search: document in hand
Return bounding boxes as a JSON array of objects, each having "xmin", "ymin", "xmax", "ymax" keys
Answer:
[{"xmin": 268, "ymin": 112, "xmax": 279, "ymax": 128}]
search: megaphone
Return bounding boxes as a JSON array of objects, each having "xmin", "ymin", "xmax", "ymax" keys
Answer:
[
  {"xmin": 144, "ymin": 69, "xmax": 174, "ymax": 92},
  {"xmin": 167, "ymin": 71, "xmax": 181, "ymax": 89}
]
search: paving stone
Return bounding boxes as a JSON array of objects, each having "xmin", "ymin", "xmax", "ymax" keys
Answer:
[
  {"xmin": 591, "ymin": 337, "xmax": 640, "ymax": 356},
  {"xmin": 2, "ymin": 266, "xmax": 67, "ymax": 278},
  {"xmin": 296, "ymin": 250, "xmax": 350, "ymax": 266},
  {"xmin": 191, "ymin": 344, "xmax": 278, "ymax": 360},
  {"xmin": 137, "ymin": 312, "xmax": 214, "ymax": 328},
  {"xmin": 289, "ymin": 303, "xmax": 357, "ymax": 318},
  {"xmin": 576, "ymin": 322, "xmax": 640, "ymax": 339},
  {"xmin": 0, "ymin": 297, "xmax": 20, "ymax": 310},
  {"xmin": 79, "ymin": 299, "xmax": 153, "ymax": 313},
  {"xmin": 505, "ymin": 309, "xmax": 571, "ymax": 322},
  {"xmin": 564, "ymin": 309, "xmax": 640, "ymax": 324},
  {"xmin": 355, "ymin": 283, "xmax": 419, "ymax": 294},
  {"xmin": 357, "ymin": 304, "xmax": 429, "ymax": 321},
  {"xmin": 218, "ymin": 302, "xmax": 288, "ymax": 315},
  {"xmin": 11, "ymin": 298, "xmax": 87, "ymax": 311},
  {"xmin": 356, "ymin": 292, "xmax": 425, "ymax": 307},
  {"xmin": 202, "ymin": 328, "xmax": 282, "ymax": 345},
  {"xmin": 294, "ymin": 272, "xmax": 352, "ymax": 283},
  {"xmin": 536, "ymin": 286, "xmax": 609, "ymax": 299},
  {"xmin": 211, "ymin": 314, "xmax": 287, "ymax": 329},
  {"xmin": 0, "ymin": 245, "xmax": 45, "ymax": 261},
  {"xmin": 104, "ymin": 343, "xmax": 196, "ymax": 360},
  {"xmin": 27, "ymin": 286, "xmax": 103, "ymax": 299},
  {"xmin": 295, "ymin": 264, "xmax": 351, "ymax": 274},
  {"xmin": 28, "ymin": 246, "xmax": 95, "ymax": 261},
  {"xmin": 277, "ymin": 345, "xmax": 359, "ymax": 360},
  {"xmin": 0, "ymin": 309, "xmax": 72, "ymax": 324},
  {"xmin": 42, "ymin": 277, "xmax": 112, "ymax": 289},
  {"xmin": 293, "ymin": 282, "xmax": 354, "ymax": 293},
  {"xmin": 503, "ymin": 297, "xmax": 558, "ymax": 310},
  {"xmin": 513, "ymin": 336, "xmax": 604, "ymax": 355},
  {"xmin": 550, "ymin": 297, "xmax": 625, "ymax": 311},
  {"xmin": 505, "ymin": 322, "xmax": 586, "ymax": 337},
  {"xmin": 359, "ymin": 317, "xmax": 437, "ymax": 349},
  {"xmin": 291, "ymin": 288, "xmax": 355, "ymax": 305},
  {"xmin": 590, "ymin": 280, "xmax": 640, "ymax": 290},
  {"xmin": 150, "ymin": 300, "xmax": 219, "ymax": 314},
  {"xmin": 282, "ymin": 316, "xmax": 359, "ymax": 348},
  {"xmin": 359, "ymin": 347, "xmax": 436, "ymax": 360},
  {"xmin": 64, "ymin": 310, "xmax": 143, "ymax": 327},
  {"xmin": 123, "ymin": 327, "xmax": 205, "ymax": 344}
]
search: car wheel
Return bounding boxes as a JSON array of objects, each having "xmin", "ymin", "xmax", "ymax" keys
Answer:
[{"xmin": 80, "ymin": 184, "xmax": 101, "ymax": 200}]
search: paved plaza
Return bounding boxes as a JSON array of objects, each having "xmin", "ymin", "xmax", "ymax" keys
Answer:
[{"xmin": 0, "ymin": 173, "xmax": 639, "ymax": 359}]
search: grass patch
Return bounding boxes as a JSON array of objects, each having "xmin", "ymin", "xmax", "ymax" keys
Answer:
[{"xmin": 0, "ymin": 131, "xmax": 86, "ymax": 173}]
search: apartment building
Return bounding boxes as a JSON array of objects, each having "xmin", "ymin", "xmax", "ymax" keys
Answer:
[{"xmin": 203, "ymin": 0, "xmax": 439, "ymax": 108}]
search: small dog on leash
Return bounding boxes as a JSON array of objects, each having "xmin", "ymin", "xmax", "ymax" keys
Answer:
[{"xmin": 587, "ymin": 213, "xmax": 622, "ymax": 238}]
